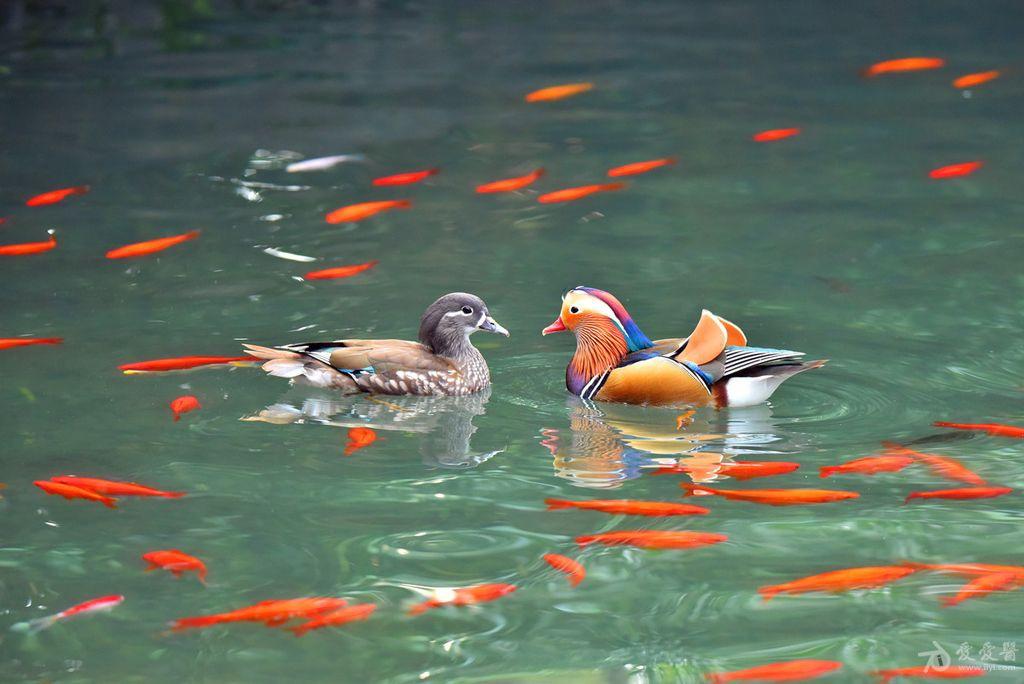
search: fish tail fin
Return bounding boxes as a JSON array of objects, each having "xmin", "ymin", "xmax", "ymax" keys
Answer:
[
  {"xmin": 394, "ymin": 200, "xmax": 413, "ymax": 209},
  {"xmin": 940, "ymin": 596, "xmax": 959, "ymax": 608},
  {"xmin": 288, "ymin": 624, "xmax": 310, "ymax": 637},
  {"xmin": 819, "ymin": 467, "xmax": 836, "ymax": 478},
  {"xmin": 933, "ymin": 421, "xmax": 959, "ymax": 428},
  {"xmin": 198, "ymin": 568, "xmax": 208, "ymax": 585},
  {"xmin": 23, "ymin": 615, "xmax": 58, "ymax": 635},
  {"xmin": 544, "ymin": 498, "xmax": 572, "ymax": 510},
  {"xmin": 757, "ymin": 586, "xmax": 779, "ymax": 602},
  {"xmin": 161, "ymin": 491, "xmax": 187, "ymax": 499},
  {"xmin": 102, "ymin": 496, "xmax": 117, "ymax": 509},
  {"xmin": 904, "ymin": 493, "xmax": 920, "ymax": 504},
  {"xmin": 173, "ymin": 413, "xmax": 181, "ymax": 422},
  {"xmin": 407, "ymin": 602, "xmax": 430, "ymax": 617},
  {"xmin": 171, "ymin": 616, "xmax": 219, "ymax": 631}
]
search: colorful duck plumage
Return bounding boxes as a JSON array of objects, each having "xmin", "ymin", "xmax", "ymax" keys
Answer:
[{"xmin": 542, "ymin": 286, "xmax": 824, "ymax": 406}]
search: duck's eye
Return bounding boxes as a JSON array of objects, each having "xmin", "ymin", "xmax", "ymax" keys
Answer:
[
  {"xmin": 462, "ymin": 306, "xmax": 473, "ymax": 315},
  {"xmin": 569, "ymin": 306, "xmax": 580, "ymax": 314}
]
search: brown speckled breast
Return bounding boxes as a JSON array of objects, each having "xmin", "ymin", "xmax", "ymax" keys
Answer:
[{"xmin": 353, "ymin": 348, "xmax": 490, "ymax": 396}]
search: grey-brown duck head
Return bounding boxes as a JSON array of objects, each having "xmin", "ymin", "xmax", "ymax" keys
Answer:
[{"xmin": 418, "ymin": 292, "xmax": 509, "ymax": 356}]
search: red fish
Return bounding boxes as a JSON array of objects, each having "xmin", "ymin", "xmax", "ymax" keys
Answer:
[
  {"xmin": 935, "ymin": 421, "xmax": 1024, "ymax": 439},
  {"xmin": 407, "ymin": 583, "xmax": 517, "ymax": 616},
  {"xmin": 345, "ymin": 427, "xmax": 377, "ymax": 456},
  {"xmin": 170, "ymin": 395, "xmax": 201, "ymax": 422},
  {"xmin": 543, "ymin": 553, "xmax": 585, "ymax": 587},
  {"xmin": 545, "ymin": 498, "xmax": 709, "ymax": 516},
  {"xmin": 820, "ymin": 454, "xmax": 914, "ymax": 478},
  {"xmin": 707, "ymin": 659, "xmax": 843, "ymax": 682},
  {"xmin": 942, "ymin": 571, "xmax": 1022, "ymax": 607},
  {"xmin": 105, "ymin": 230, "xmax": 200, "ymax": 259},
  {"xmin": 50, "ymin": 476, "xmax": 185, "ymax": 498},
  {"xmin": 759, "ymin": 565, "xmax": 919, "ymax": 601},
  {"xmin": 953, "ymin": 70, "xmax": 1000, "ymax": 89},
  {"xmin": 476, "ymin": 168, "xmax": 545, "ymax": 194},
  {"xmin": 607, "ymin": 158, "xmax": 676, "ymax": 178},
  {"xmin": 172, "ymin": 597, "xmax": 349, "ymax": 631},
  {"xmin": 525, "ymin": 83, "xmax": 594, "ymax": 103},
  {"xmin": 325, "ymin": 200, "xmax": 411, "ymax": 224},
  {"xmin": 34, "ymin": 480, "xmax": 117, "ymax": 508},
  {"xmin": 882, "ymin": 442, "xmax": 985, "ymax": 485},
  {"xmin": 681, "ymin": 483, "xmax": 860, "ymax": 506},
  {"xmin": 752, "ymin": 128, "xmax": 801, "ymax": 142},
  {"xmin": 305, "ymin": 260, "xmax": 379, "ymax": 281},
  {"xmin": 0, "ymin": 230, "xmax": 57, "ymax": 256},
  {"xmin": 656, "ymin": 460, "xmax": 801, "ymax": 481},
  {"xmin": 288, "ymin": 603, "xmax": 376, "ymax": 637},
  {"xmin": 871, "ymin": 665, "xmax": 986, "ymax": 682},
  {"xmin": 143, "ymin": 550, "xmax": 208, "ymax": 584},
  {"xmin": 862, "ymin": 57, "xmax": 945, "ymax": 77},
  {"xmin": 929, "ymin": 161, "xmax": 983, "ymax": 179},
  {"xmin": 0, "ymin": 337, "xmax": 63, "ymax": 351},
  {"xmin": 21, "ymin": 594, "xmax": 123, "ymax": 634},
  {"xmin": 576, "ymin": 530, "xmax": 727, "ymax": 550},
  {"xmin": 537, "ymin": 183, "xmax": 626, "ymax": 204},
  {"xmin": 372, "ymin": 168, "xmax": 439, "ymax": 187},
  {"xmin": 25, "ymin": 185, "xmax": 89, "ymax": 207},
  {"xmin": 119, "ymin": 356, "xmax": 253, "ymax": 373},
  {"xmin": 905, "ymin": 486, "xmax": 1012, "ymax": 503}
]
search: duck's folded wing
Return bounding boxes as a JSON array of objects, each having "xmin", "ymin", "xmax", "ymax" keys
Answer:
[
  {"xmin": 700, "ymin": 346, "xmax": 806, "ymax": 382},
  {"xmin": 274, "ymin": 339, "xmax": 455, "ymax": 374}
]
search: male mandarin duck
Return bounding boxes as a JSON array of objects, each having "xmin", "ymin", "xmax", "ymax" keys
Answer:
[
  {"xmin": 243, "ymin": 293, "xmax": 508, "ymax": 396},
  {"xmin": 542, "ymin": 286, "xmax": 824, "ymax": 407}
]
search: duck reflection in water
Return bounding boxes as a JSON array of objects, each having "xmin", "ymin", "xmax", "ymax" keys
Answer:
[
  {"xmin": 542, "ymin": 399, "xmax": 784, "ymax": 489},
  {"xmin": 241, "ymin": 388, "xmax": 501, "ymax": 468}
]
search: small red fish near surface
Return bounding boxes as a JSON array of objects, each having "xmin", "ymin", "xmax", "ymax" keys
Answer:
[
  {"xmin": 935, "ymin": 421, "xmax": 1024, "ymax": 439},
  {"xmin": 862, "ymin": 57, "xmax": 945, "ymax": 77},
  {"xmin": 25, "ymin": 185, "xmax": 89, "ymax": 207},
  {"xmin": 607, "ymin": 158, "xmax": 676, "ymax": 178},
  {"xmin": 882, "ymin": 442, "xmax": 985, "ymax": 486},
  {"xmin": 941, "ymin": 571, "xmax": 1022, "ymax": 607},
  {"xmin": 759, "ymin": 565, "xmax": 919, "ymax": 601},
  {"xmin": 656, "ymin": 460, "xmax": 801, "ymax": 481},
  {"xmin": 929, "ymin": 162, "xmax": 983, "ymax": 179},
  {"xmin": 325, "ymin": 200, "xmax": 411, "ymax": 224},
  {"xmin": 143, "ymin": 550, "xmax": 208, "ymax": 584},
  {"xmin": 372, "ymin": 168, "xmax": 439, "ymax": 187},
  {"xmin": 0, "ymin": 230, "xmax": 56, "ymax": 256},
  {"xmin": 537, "ymin": 183, "xmax": 626, "ymax": 204},
  {"xmin": 476, "ymin": 168, "xmax": 545, "ymax": 194},
  {"xmin": 288, "ymin": 603, "xmax": 376, "ymax": 637},
  {"xmin": 525, "ymin": 83, "xmax": 594, "ymax": 103},
  {"xmin": 50, "ymin": 476, "xmax": 185, "ymax": 498},
  {"xmin": 576, "ymin": 530, "xmax": 727, "ymax": 550},
  {"xmin": 681, "ymin": 483, "xmax": 860, "ymax": 506},
  {"xmin": 753, "ymin": 128, "xmax": 801, "ymax": 142},
  {"xmin": 407, "ymin": 583, "xmax": 517, "ymax": 616},
  {"xmin": 172, "ymin": 597, "xmax": 349, "ymax": 631},
  {"xmin": 105, "ymin": 230, "xmax": 200, "ymax": 259},
  {"xmin": 707, "ymin": 659, "xmax": 843, "ymax": 683},
  {"xmin": 34, "ymin": 480, "xmax": 117, "ymax": 508},
  {"xmin": 0, "ymin": 337, "xmax": 63, "ymax": 351},
  {"xmin": 305, "ymin": 260, "xmax": 379, "ymax": 281},
  {"xmin": 819, "ymin": 454, "xmax": 914, "ymax": 478},
  {"xmin": 545, "ymin": 497, "xmax": 709, "ymax": 516},
  {"xmin": 905, "ymin": 486, "xmax": 1012, "ymax": 503},
  {"xmin": 345, "ymin": 427, "xmax": 377, "ymax": 456},
  {"xmin": 953, "ymin": 70, "xmax": 1000, "ymax": 89},
  {"xmin": 119, "ymin": 356, "xmax": 253, "ymax": 373},
  {"xmin": 871, "ymin": 665, "xmax": 986, "ymax": 682},
  {"xmin": 170, "ymin": 395, "xmax": 201, "ymax": 422},
  {"xmin": 543, "ymin": 554, "xmax": 585, "ymax": 587},
  {"xmin": 22, "ymin": 594, "xmax": 123, "ymax": 633}
]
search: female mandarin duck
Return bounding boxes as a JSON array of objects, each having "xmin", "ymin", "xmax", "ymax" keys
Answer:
[
  {"xmin": 542, "ymin": 286, "xmax": 824, "ymax": 407},
  {"xmin": 243, "ymin": 293, "xmax": 508, "ymax": 396}
]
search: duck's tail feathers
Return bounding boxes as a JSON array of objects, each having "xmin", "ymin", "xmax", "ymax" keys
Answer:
[{"xmin": 721, "ymin": 359, "xmax": 827, "ymax": 408}]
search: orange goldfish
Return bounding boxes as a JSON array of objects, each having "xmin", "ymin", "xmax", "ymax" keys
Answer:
[
  {"xmin": 862, "ymin": 57, "xmax": 945, "ymax": 77},
  {"xmin": 759, "ymin": 565, "xmax": 919, "ymax": 601},
  {"xmin": 119, "ymin": 356, "xmax": 252, "ymax": 373},
  {"xmin": 372, "ymin": 168, "xmax": 439, "ymax": 187},
  {"xmin": 905, "ymin": 486, "xmax": 1012, "ymax": 503},
  {"xmin": 288, "ymin": 603, "xmax": 376, "ymax": 636},
  {"xmin": 17, "ymin": 594, "xmax": 123, "ymax": 634},
  {"xmin": 607, "ymin": 158, "xmax": 676, "ymax": 178},
  {"xmin": 525, "ymin": 83, "xmax": 594, "ymax": 103},
  {"xmin": 935, "ymin": 421, "xmax": 1024, "ymax": 439},
  {"xmin": 543, "ymin": 553, "xmax": 585, "ymax": 587},
  {"xmin": 537, "ymin": 183, "xmax": 626, "ymax": 204},
  {"xmin": 752, "ymin": 128, "xmax": 801, "ymax": 142},
  {"xmin": 942, "ymin": 571, "xmax": 1022, "ymax": 607},
  {"xmin": 681, "ymin": 483, "xmax": 860, "ymax": 505},
  {"xmin": 25, "ymin": 185, "xmax": 89, "ymax": 207},
  {"xmin": 105, "ymin": 230, "xmax": 199, "ymax": 259},
  {"xmin": 407, "ymin": 583, "xmax": 517, "ymax": 616},
  {"xmin": 882, "ymin": 442, "xmax": 985, "ymax": 485},
  {"xmin": 143, "ymin": 550, "xmax": 208, "ymax": 584},
  {"xmin": 576, "ymin": 530, "xmax": 727, "ymax": 550},
  {"xmin": 50, "ymin": 476, "xmax": 185, "ymax": 498},
  {"xmin": 929, "ymin": 161, "xmax": 983, "ymax": 179},
  {"xmin": 819, "ymin": 454, "xmax": 915, "ymax": 478},
  {"xmin": 871, "ymin": 665, "xmax": 986, "ymax": 682},
  {"xmin": 170, "ymin": 395, "xmax": 201, "ymax": 422},
  {"xmin": 656, "ymin": 460, "xmax": 801, "ymax": 481},
  {"xmin": 953, "ymin": 70, "xmax": 1000, "ymax": 89},
  {"xmin": 545, "ymin": 498, "xmax": 709, "ymax": 517},
  {"xmin": 0, "ymin": 230, "xmax": 56, "ymax": 256},
  {"xmin": 305, "ymin": 260, "xmax": 379, "ymax": 281},
  {"xmin": 0, "ymin": 337, "xmax": 63, "ymax": 351},
  {"xmin": 325, "ymin": 200, "xmax": 411, "ymax": 224},
  {"xmin": 345, "ymin": 427, "xmax": 377, "ymax": 455},
  {"xmin": 707, "ymin": 659, "xmax": 843, "ymax": 683},
  {"xmin": 476, "ymin": 168, "xmax": 545, "ymax": 194},
  {"xmin": 172, "ymin": 597, "xmax": 349, "ymax": 631},
  {"xmin": 34, "ymin": 480, "xmax": 117, "ymax": 508}
]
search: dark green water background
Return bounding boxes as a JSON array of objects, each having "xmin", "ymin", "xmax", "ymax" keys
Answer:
[{"xmin": 2, "ymin": 1, "xmax": 1023, "ymax": 682}]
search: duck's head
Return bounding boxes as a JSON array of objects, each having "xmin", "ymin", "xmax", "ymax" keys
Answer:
[
  {"xmin": 420, "ymin": 293, "xmax": 509, "ymax": 353},
  {"xmin": 542, "ymin": 286, "xmax": 652, "ymax": 352}
]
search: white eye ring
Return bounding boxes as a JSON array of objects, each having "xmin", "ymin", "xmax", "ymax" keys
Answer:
[
  {"xmin": 569, "ymin": 306, "xmax": 580, "ymax": 314},
  {"xmin": 462, "ymin": 306, "xmax": 473, "ymax": 315}
]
